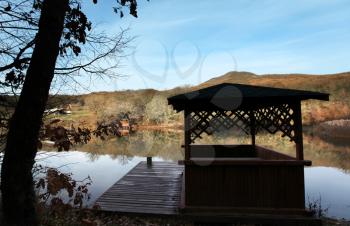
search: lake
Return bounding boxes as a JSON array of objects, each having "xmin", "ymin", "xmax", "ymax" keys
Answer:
[{"xmin": 36, "ymin": 129, "xmax": 350, "ymax": 220}]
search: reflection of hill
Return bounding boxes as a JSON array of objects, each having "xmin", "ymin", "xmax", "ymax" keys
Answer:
[
  {"xmin": 315, "ymin": 136, "xmax": 350, "ymax": 147},
  {"xmin": 73, "ymin": 130, "xmax": 350, "ymax": 172},
  {"xmin": 196, "ymin": 129, "xmax": 350, "ymax": 172},
  {"xmin": 78, "ymin": 131, "xmax": 184, "ymax": 161},
  {"xmin": 303, "ymin": 135, "xmax": 350, "ymax": 171}
]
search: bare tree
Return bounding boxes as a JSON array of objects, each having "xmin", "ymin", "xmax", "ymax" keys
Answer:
[
  {"xmin": 0, "ymin": 0, "xmax": 132, "ymax": 95},
  {"xmin": 0, "ymin": 0, "xmax": 139, "ymax": 225},
  {"xmin": 0, "ymin": 0, "xmax": 133, "ymax": 148}
]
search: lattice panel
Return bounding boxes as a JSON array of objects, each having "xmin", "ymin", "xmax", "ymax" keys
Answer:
[
  {"xmin": 189, "ymin": 110, "xmax": 252, "ymax": 143},
  {"xmin": 187, "ymin": 104, "xmax": 297, "ymax": 143},
  {"xmin": 254, "ymin": 104, "xmax": 296, "ymax": 141}
]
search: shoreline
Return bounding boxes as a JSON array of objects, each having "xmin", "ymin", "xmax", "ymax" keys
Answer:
[{"xmin": 136, "ymin": 124, "xmax": 183, "ymax": 132}]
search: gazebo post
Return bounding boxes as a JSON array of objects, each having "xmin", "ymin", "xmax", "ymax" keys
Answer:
[
  {"xmin": 294, "ymin": 102, "xmax": 304, "ymax": 160},
  {"xmin": 184, "ymin": 109, "xmax": 191, "ymax": 160},
  {"xmin": 249, "ymin": 110, "xmax": 256, "ymax": 148}
]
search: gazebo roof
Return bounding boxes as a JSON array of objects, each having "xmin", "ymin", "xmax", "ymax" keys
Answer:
[{"xmin": 168, "ymin": 83, "xmax": 329, "ymax": 111}]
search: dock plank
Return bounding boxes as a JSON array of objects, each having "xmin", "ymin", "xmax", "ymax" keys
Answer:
[{"xmin": 95, "ymin": 161, "xmax": 184, "ymax": 215}]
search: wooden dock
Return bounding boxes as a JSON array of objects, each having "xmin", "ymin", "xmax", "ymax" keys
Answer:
[
  {"xmin": 94, "ymin": 161, "xmax": 322, "ymax": 225},
  {"xmin": 95, "ymin": 161, "xmax": 184, "ymax": 215}
]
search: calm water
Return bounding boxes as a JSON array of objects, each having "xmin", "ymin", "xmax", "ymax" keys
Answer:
[{"xmin": 36, "ymin": 130, "xmax": 350, "ymax": 220}]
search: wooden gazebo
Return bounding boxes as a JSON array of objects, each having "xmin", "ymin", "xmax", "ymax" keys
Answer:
[{"xmin": 168, "ymin": 83, "xmax": 329, "ymax": 216}]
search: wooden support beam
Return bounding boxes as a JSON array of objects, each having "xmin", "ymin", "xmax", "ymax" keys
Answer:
[
  {"xmin": 249, "ymin": 110, "xmax": 256, "ymax": 148},
  {"xmin": 293, "ymin": 102, "xmax": 304, "ymax": 160},
  {"xmin": 184, "ymin": 109, "xmax": 191, "ymax": 160}
]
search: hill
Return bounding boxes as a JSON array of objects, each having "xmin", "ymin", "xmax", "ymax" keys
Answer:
[
  {"xmin": 197, "ymin": 71, "xmax": 350, "ymax": 99},
  {"xmin": 48, "ymin": 71, "xmax": 350, "ymax": 128}
]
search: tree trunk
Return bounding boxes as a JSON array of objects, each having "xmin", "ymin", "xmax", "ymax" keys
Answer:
[{"xmin": 1, "ymin": 0, "xmax": 68, "ymax": 225}]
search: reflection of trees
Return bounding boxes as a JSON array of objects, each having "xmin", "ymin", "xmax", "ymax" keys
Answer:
[
  {"xmin": 78, "ymin": 131, "xmax": 183, "ymax": 161},
  {"xmin": 126, "ymin": 130, "xmax": 183, "ymax": 160},
  {"xmin": 87, "ymin": 152, "xmax": 100, "ymax": 162},
  {"xmin": 74, "ymin": 129, "xmax": 350, "ymax": 172},
  {"xmin": 200, "ymin": 128, "xmax": 350, "ymax": 172},
  {"xmin": 303, "ymin": 134, "xmax": 350, "ymax": 172},
  {"xmin": 117, "ymin": 155, "xmax": 134, "ymax": 165}
]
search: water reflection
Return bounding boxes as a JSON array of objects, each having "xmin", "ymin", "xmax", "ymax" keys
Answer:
[
  {"xmin": 194, "ymin": 129, "xmax": 350, "ymax": 172},
  {"xmin": 37, "ymin": 130, "xmax": 350, "ymax": 219},
  {"xmin": 37, "ymin": 151, "xmax": 167, "ymax": 206},
  {"xmin": 306, "ymin": 167, "xmax": 350, "ymax": 219},
  {"xmin": 76, "ymin": 130, "xmax": 183, "ymax": 162}
]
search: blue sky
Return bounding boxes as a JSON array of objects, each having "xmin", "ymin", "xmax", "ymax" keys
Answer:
[{"xmin": 80, "ymin": 0, "xmax": 350, "ymax": 92}]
